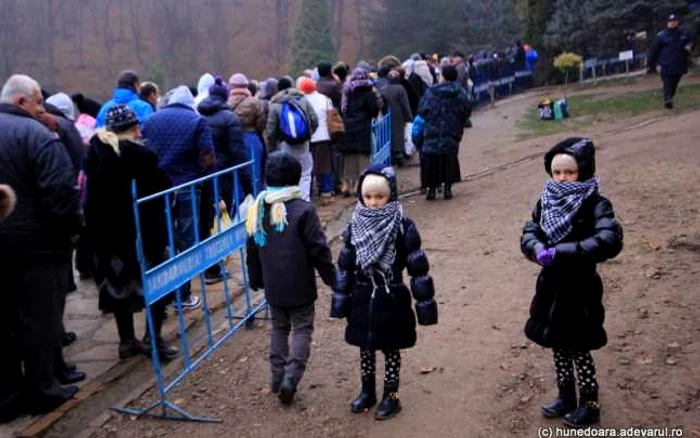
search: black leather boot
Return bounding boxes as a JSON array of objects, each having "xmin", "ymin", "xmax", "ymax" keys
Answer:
[
  {"xmin": 278, "ymin": 375, "xmax": 297, "ymax": 405},
  {"xmin": 118, "ymin": 338, "xmax": 144, "ymax": 360},
  {"xmin": 142, "ymin": 336, "xmax": 179, "ymax": 362},
  {"xmin": 350, "ymin": 376, "xmax": 377, "ymax": 413},
  {"xmin": 426, "ymin": 188, "xmax": 436, "ymax": 201},
  {"xmin": 563, "ymin": 393, "xmax": 600, "ymax": 428},
  {"xmin": 444, "ymin": 185, "xmax": 453, "ymax": 200},
  {"xmin": 374, "ymin": 383, "xmax": 401, "ymax": 420},
  {"xmin": 541, "ymin": 383, "xmax": 577, "ymax": 418},
  {"xmin": 270, "ymin": 372, "xmax": 284, "ymax": 394}
]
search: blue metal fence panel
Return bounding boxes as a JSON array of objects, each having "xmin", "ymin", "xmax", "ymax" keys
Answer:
[{"xmin": 371, "ymin": 111, "xmax": 392, "ymax": 166}]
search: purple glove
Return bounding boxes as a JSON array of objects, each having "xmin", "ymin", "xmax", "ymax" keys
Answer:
[{"xmin": 536, "ymin": 248, "xmax": 556, "ymax": 267}]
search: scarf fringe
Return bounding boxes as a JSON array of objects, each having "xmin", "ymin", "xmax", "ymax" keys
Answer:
[{"xmin": 245, "ymin": 186, "xmax": 301, "ymax": 247}]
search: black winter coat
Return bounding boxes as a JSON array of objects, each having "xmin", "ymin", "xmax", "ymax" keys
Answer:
[
  {"xmin": 246, "ymin": 199, "xmax": 336, "ymax": 308},
  {"xmin": 648, "ymin": 28, "xmax": 691, "ymax": 76},
  {"xmin": 84, "ymin": 135, "xmax": 172, "ymax": 314},
  {"xmin": 45, "ymin": 103, "xmax": 85, "ymax": 175},
  {"xmin": 317, "ymin": 77, "xmax": 343, "ymax": 110},
  {"xmin": 334, "ymin": 217, "xmax": 437, "ymax": 350},
  {"xmin": 336, "ymin": 86, "xmax": 381, "ymax": 155},
  {"xmin": 378, "ymin": 81, "xmax": 413, "ymax": 155},
  {"xmin": 198, "ymin": 95, "xmax": 252, "ymax": 197},
  {"xmin": 521, "ymin": 193, "xmax": 623, "ymax": 351},
  {"xmin": 0, "ymin": 104, "xmax": 81, "ymax": 261},
  {"xmin": 417, "ymin": 82, "xmax": 471, "ymax": 156}
]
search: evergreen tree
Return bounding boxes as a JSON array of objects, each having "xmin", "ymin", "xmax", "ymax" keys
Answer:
[
  {"xmin": 289, "ymin": 0, "xmax": 336, "ymax": 76},
  {"xmin": 461, "ymin": 0, "xmax": 521, "ymax": 51}
]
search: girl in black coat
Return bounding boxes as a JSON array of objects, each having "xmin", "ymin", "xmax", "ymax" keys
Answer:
[
  {"xmin": 331, "ymin": 164, "xmax": 437, "ymax": 421},
  {"xmin": 521, "ymin": 138, "xmax": 623, "ymax": 428}
]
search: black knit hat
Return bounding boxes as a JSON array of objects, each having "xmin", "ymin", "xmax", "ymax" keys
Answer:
[
  {"xmin": 105, "ymin": 104, "xmax": 139, "ymax": 133},
  {"xmin": 265, "ymin": 151, "xmax": 302, "ymax": 187},
  {"xmin": 544, "ymin": 137, "xmax": 596, "ymax": 181}
]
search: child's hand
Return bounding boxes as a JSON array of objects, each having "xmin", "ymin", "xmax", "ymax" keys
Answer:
[{"xmin": 536, "ymin": 248, "xmax": 556, "ymax": 267}]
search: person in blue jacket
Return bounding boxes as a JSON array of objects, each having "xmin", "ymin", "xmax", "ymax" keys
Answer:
[
  {"xmin": 95, "ymin": 70, "xmax": 154, "ymax": 128},
  {"xmin": 648, "ymin": 14, "xmax": 693, "ymax": 109}
]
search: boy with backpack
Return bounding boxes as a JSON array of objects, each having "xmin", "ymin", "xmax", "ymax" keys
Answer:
[
  {"xmin": 245, "ymin": 151, "xmax": 336, "ymax": 404},
  {"xmin": 264, "ymin": 78, "xmax": 319, "ymax": 201}
]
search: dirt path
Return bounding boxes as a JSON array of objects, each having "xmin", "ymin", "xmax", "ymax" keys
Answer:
[{"xmin": 82, "ymin": 79, "xmax": 700, "ymax": 438}]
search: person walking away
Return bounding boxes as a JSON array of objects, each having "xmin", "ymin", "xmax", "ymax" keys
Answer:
[
  {"xmin": 521, "ymin": 138, "xmax": 623, "ymax": 428},
  {"xmin": 336, "ymin": 68, "xmax": 382, "ymax": 197},
  {"xmin": 298, "ymin": 77, "xmax": 335, "ymax": 205},
  {"xmin": 264, "ymin": 78, "xmax": 319, "ymax": 201},
  {"xmin": 139, "ymin": 82, "xmax": 160, "ymax": 112},
  {"xmin": 415, "ymin": 66, "xmax": 470, "ymax": 200},
  {"xmin": 316, "ymin": 62, "xmax": 343, "ymax": 110},
  {"xmin": 142, "ymin": 86, "xmax": 215, "ymax": 311},
  {"xmin": 194, "ymin": 73, "xmax": 215, "ymax": 108},
  {"xmin": 228, "ymin": 73, "xmax": 267, "ymax": 193},
  {"xmin": 648, "ymin": 14, "xmax": 693, "ymax": 109},
  {"xmin": 245, "ymin": 151, "xmax": 336, "ymax": 404},
  {"xmin": 95, "ymin": 70, "xmax": 154, "ymax": 128},
  {"xmin": 85, "ymin": 104, "xmax": 178, "ymax": 361},
  {"xmin": 331, "ymin": 164, "xmax": 437, "ymax": 420},
  {"xmin": 0, "ymin": 75, "xmax": 83, "ymax": 422}
]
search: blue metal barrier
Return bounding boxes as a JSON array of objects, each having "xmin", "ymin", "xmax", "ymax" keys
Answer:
[
  {"xmin": 113, "ymin": 160, "xmax": 268, "ymax": 423},
  {"xmin": 371, "ymin": 111, "xmax": 392, "ymax": 165}
]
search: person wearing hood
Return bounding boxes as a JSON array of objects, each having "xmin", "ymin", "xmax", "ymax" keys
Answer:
[
  {"xmin": 194, "ymin": 73, "xmax": 215, "ymax": 108},
  {"xmin": 376, "ymin": 69, "xmax": 412, "ymax": 166},
  {"xmin": 45, "ymin": 93, "xmax": 85, "ymax": 174},
  {"xmin": 84, "ymin": 104, "xmax": 177, "ymax": 362},
  {"xmin": 197, "ymin": 77, "xmax": 252, "ymax": 281},
  {"xmin": 264, "ymin": 78, "xmax": 319, "ymax": 201},
  {"xmin": 336, "ymin": 67, "xmax": 383, "ymax": 197},
  {"xmin": 331, "ymin": 164, "xmax": 437, "ymax": 420},
  {"xmin": 228, "ymin": 73, "xmax": 267, "ymax": 193},
  {"xmin": 142, "ymin": 85, "xmax": 215, "ymax": 311},
  {"xmin": 521, "ymin": 138, "xmax": 623, "ymax": 428},
  {"xmin": 95, "ymin": 70, "xmax": 154, "ymax": 128},
  {"xmin": 258, "ymin": 77, "xmax": 279, "ymax": 126},
  {"xmin": 414, "ymin": 66, "xmax": 470, "ymax": 200}
]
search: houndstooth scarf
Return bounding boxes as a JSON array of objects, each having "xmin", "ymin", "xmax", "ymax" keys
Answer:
[
  {"xmin": 350, "ymin": 200, "xmax": 404, "ymax": 274},
  {"xmin": 540, "ymin": 177, "xmax": 599, "ymax": 245}
]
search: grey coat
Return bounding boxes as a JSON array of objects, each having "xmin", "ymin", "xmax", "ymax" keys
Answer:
[{"xmin": 378, "ymin": 81, "xmax": 412, "ymax": 155}]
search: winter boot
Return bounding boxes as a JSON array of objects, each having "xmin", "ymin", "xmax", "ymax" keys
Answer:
[
  {"xmin": 278, "ymin": 374, "xmax": 297, "ymax": 405},
  {"xmin": 541, "ymin": 383, "xmax": 577, "ymax": 418},
  {"xmin": 142, "ymin": 336, "xmax": 179, "ymax": 362},
  {"xmin": 444, "ymin": 185, "xmax": 453, "ymax": 200},
  {"xmin": 426, "ymin": 188, "xmax": 436, "ymax": 201},
  {"xmin": 563, "ymin": 392, "xmax": 600, "ymax": 428},
  {"xmin": 118, "ymin": 338, "xmax": 144, "ymax": 360},
  {"xmin": 350, "ymin": 376, "xmax": 377, "ymax": 413},
  {"xmin": 374, "ymin": 383, "xmax": 401, "ymax": 421},
  {"xmin": 270, "ymin": 372, "xmax": 284, "ymax": 394}
]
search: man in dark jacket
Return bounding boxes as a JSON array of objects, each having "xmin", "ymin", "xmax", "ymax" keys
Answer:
[
  {"xmin": 316, "ymin": 62, "xmax": 342, "ymax": 110},
  {"xmin": 0, "ymin": 75, "xmax": 83, "ymax": 423},
  {"xmin": 648, "ymin": 14, "xmax": 693, "ymax": 109},
  {"xmin": 246, "ymin": 152, "xmax": 335, "ymax": 405},
  {"xmin": 143, "ymin": 85, "xmax": 215, "ymax": 310}
]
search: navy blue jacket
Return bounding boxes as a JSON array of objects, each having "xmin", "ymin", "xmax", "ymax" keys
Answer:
[
  {"xmin": 142, "ymin": 103, "xmax": 215, "ymax": 186},
  {"xmin": 648, "ymin": 28, "xmax": 691, "ymax": 76},
  {"xmin": 0, "ymin": 104, "xmax": 81, "ymax": 260},
  {"xmin": 417, "ymin": 82, "xmax": 470, "ymax": 156}
]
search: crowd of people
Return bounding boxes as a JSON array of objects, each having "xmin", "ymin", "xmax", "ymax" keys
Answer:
[{"xmin": 0, "ymin": 35, "xmax": 633, "ymax": 430}]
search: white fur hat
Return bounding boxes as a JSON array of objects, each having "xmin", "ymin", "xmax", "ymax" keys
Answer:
[{"xmin": 361, "ymin": 174, "xmax": 391, "ymax": 197}]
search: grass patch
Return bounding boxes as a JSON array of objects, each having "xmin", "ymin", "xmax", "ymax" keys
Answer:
[{"xmin": 518, "ymin": 82, "xmax": 700, "ymax": 139}]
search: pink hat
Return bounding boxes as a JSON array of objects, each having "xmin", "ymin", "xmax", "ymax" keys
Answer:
[{"xmin": 228, "ymin": 73, "xmax": 249, "ymax": 88}]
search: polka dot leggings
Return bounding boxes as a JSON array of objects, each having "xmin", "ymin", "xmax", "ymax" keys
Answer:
[
  {"xmin": 360, "ymin": 349, "xmax": 401, "ymax": 386},
  {"xmin": 553, "ymin": 349, "xmax": 598, "ymax": 395}
]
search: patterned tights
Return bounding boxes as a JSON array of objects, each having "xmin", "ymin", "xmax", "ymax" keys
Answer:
[
  {"xmin": 553, "ymin": 349, "xmax": 598, "ymax": 396},
  {"xmin": 360, "ymin": 349, "xmax": 401, "ymax": 387}
]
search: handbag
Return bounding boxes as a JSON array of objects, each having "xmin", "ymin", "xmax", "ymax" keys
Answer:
[{"xmin": 326, "ymin": 98, "xmax": 345, "ymax": 137}]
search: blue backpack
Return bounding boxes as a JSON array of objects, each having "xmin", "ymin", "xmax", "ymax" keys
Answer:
[{"xmin": 279, "ymin": 97, "xmax": 311, "ymax": 145}]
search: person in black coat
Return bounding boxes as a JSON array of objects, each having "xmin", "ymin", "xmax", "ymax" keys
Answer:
[
  {"xmin": 520, "ymin": 138, "xmax": 623, "ymax": 428},
  {"xmin": 245, "ymin": 151, "xmax": 336, "ymax": 405},
  {"xmin": 84, "ymin": 104, "xmax": 178, "ymax": 362},
  {"xmin": 336, "ymin": 67, "xmax": 383, "ymax": 196},
  {"xmin": 331, "ymin": 164, "xmax": 437, "ymax": 421},
  {"xmin": 648, "ymin": 14, "xmax": 693, "ymax": 109},
  {"xmin": 0, "ymin": 75, "xmax": 83, "ymax": 422}
]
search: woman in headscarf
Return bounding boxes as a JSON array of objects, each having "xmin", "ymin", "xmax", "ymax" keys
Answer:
[{"xmin": 335, "ymin": 67, "xmax": 383, "ymax": 197}]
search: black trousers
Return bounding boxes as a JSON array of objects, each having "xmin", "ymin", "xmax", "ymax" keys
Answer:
[
  {"xmin": 0, "ymin": 260, "xmax": 66, "ymax": 414},
  {"xmin": 662, "ymin": 73, "xmax": 683, "ymax": 104}
]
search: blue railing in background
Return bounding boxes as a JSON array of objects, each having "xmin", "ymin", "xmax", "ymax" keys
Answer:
[{"xmin": 371, "ymin": 111, "xmax": 392, "ymax": 166}]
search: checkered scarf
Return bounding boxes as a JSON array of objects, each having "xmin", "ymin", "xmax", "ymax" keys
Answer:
[
  {"xmin": 540, "ymin": 177, "xmax": 599, "ymax": 245},
  {"xmin": 350, "ymin": 200, "xmax": 404, "ymax": 274}
]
